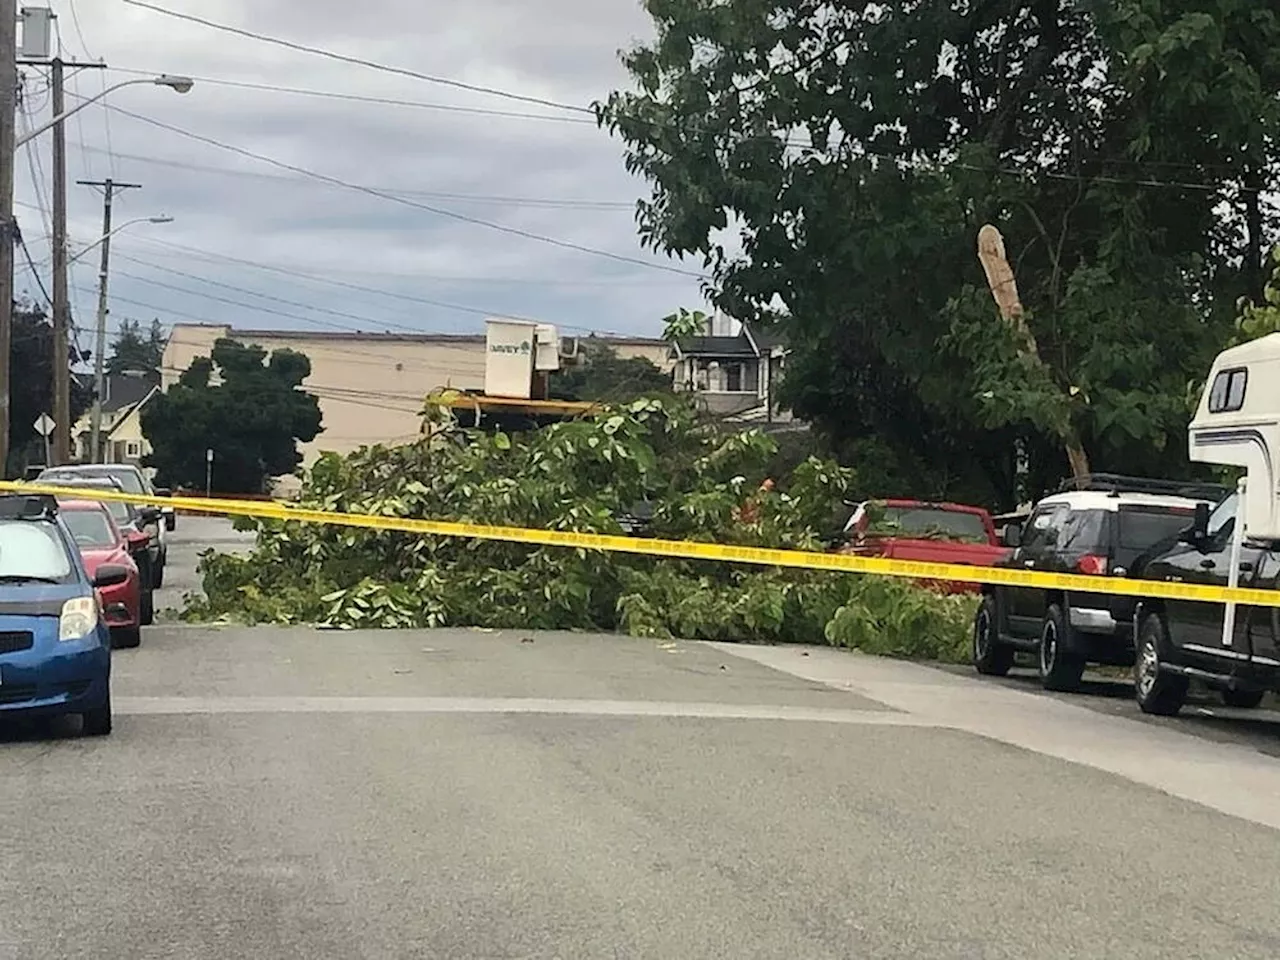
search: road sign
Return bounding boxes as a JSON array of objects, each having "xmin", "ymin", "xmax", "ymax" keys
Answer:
[{"xmin": 33, "ymin": 414, "xmax": 55, "ymax": 438}]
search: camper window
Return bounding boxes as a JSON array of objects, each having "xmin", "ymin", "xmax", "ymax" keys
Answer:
[{"xmin": 1208, "ymin": 367, "xmax": 1248, "ymax": 413}]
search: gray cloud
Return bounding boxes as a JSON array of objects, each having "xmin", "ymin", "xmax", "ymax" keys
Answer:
[{"xmin": 14, "ymin": 0, "xmax": 707, "ymax": 351}]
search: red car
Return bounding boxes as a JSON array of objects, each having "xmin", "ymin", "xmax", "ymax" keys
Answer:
[
  {"xmin": 838, "ymin": 498, "xmax": 1012, "ymax": 594},
  {"xmin": 57, "ymin": 499, "xmax": 150, "ymax": 648}
]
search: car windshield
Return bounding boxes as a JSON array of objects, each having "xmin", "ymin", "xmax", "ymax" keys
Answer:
[
  {"xmin": 0, "ymin": 520, "xmax": 73, "ymax": 580},
  {"xmin": 861, "ymin": 505, "xmax": 991, "ymax": 543},
  {"xmin": 43, "ymin": 468, "xmax": 145, "ymax": 495},
  {"xmin": 52, "ymin": 488, "xmax": 132, "ymax": 525},
  {"xmin": 1117, "ymin": 506, "xmax": 1198, "ymax": 550},
  {"xmin": 61, "ymin": 510, "xmax": 117, "ymax": 548}
]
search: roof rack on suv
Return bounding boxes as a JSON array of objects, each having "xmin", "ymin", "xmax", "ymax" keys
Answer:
[{"xmin": 1052, "ymin": 472, "xmax": 1229, "ymax": 501}]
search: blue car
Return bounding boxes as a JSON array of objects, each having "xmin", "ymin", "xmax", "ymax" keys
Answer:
[{"xmin": 0, "ymin": 494, "xmax": 127, "ymax": 736}]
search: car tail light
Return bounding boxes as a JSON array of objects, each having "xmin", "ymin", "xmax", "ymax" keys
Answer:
[{"xmin": 1077, "ymin": 554, "xmax": 1109, "ymax": 576}]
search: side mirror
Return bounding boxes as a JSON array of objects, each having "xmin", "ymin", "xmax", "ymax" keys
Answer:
[
  {"xmin": 125, "ymin": 530, "xmax": 151, "ymax": 550},
  {"xmin": 1184, "ymin": 502, "xmax": 1210, "ymax": 542},
  {"xmin": 138, "ymin": 507, "xmax": 162, "ymax": 524},
  {"xmin": 92, "ymin": 564, "xmax": 129, "ymax": 588},
  {"xmin": 1000, "ymin": 523, "xmax": 1022, "ymax": 548}
]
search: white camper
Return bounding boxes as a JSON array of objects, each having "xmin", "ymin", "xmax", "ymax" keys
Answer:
[
  {"xmin": 1188, "ymin": 330, "xmax": 1280, "ymax": 539},
  {"xmin": 1130, "ymin": 332, "xmax": 1280, "ymax": 716}
]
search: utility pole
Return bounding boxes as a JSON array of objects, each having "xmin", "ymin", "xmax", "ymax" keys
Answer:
[
  {"xmin": 49, "ymin": 56, "xmax": 67, "ymax": 462},
  {"xmin": 0, "ymin": 0, "xmax": 17, "ymax": 475},
  {"xmin": 15, "ymin": 46, "xmax": 104, "ymax": 465},
  {"xmin": 79, "ymin": 177, "xmax": 140, "ymax": 463}
]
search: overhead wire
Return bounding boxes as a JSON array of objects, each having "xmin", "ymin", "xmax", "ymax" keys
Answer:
[
  {"xmin": 71, "ymin": 144, "xmax": 637, "ymax": 209},
  {"xmin": 121, "ymin": 232, "xmax": 685, "ymax": 289},
  {"xmin": 86, "ymin": 97, "xmax": 707, "ymax": 279},
  {"xmin": 101, "ymin": 67, "xmax": 598, "ymax": 124},
  {"xmin": 119, "ymin": 0, "xmax": 594, "ymax": 115},
  {"xmin": 112, "ymin": 242, "xmax": 650, "ymax": 334}
]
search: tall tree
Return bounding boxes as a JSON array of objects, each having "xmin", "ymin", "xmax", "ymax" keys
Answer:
[
  {"xmin": 141, "ymin": 338, "xmax": 322, "ymax": 493},
  {"xmin": 8, "ymin": 301, "xmax": 92, "ymax": 474},
  {"xmin": 597, "ymin": 1, "xmax": 1280, "ymax": 506},
  {"xmin": 108, "ymin": 318, "xmax": 165, "ymax": 379}
]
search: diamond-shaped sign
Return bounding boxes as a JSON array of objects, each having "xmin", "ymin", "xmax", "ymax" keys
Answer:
[{"xmin": 33, "ymin": 414, "xmax": 55, "ymax": 437}]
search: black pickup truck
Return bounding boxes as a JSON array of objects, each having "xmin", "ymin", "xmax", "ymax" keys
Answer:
[{"xmin": 1131, "ymin": 488, "xmax": 1280, "ymax": 715}]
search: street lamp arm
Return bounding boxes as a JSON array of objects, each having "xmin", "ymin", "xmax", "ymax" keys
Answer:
[
  {"xmin": 68, "ymin": 216, "xmax": 174, "ymax": 267},
  {"xmin": 16, "ymin": 75, "xmax": 194, "ymax": 148}
]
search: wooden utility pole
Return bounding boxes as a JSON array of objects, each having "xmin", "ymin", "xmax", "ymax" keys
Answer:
[
  {"xmin": 79, "ymin": 177, "xmax": 140, "ymax": 463},
  {"xmin": 16, "ymin": 54, "xmax": 106, "ymax": 465},
  {"xmin": 49, "ymin": 56, "xmax": 68, "ymax": 463},
  {"xmin": 0, "ymin": 0, "xmax": 17, "ymax": 475}
]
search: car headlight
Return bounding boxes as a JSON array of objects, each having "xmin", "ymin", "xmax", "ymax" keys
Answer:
[{"xmin": 59, "ymin": 597, "xmax": 99, "ymax": 641}]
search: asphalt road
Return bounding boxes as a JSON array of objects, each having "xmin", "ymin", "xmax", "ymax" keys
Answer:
[{"xmin": 4, "ymin": 519, "xmax": 1280, "ymax": 959}]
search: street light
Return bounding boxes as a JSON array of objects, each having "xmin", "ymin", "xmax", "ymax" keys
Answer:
[
  {"xmin": 86, "ymin": 215, "xmax": 175, "ymax": 463},
  {"xmin": 16, "ymin": 75, "xmax": 195, "ymax": 148},
  {"xmin": 69, "ymin": 216, "xmax": 174, "ymax": 266}
]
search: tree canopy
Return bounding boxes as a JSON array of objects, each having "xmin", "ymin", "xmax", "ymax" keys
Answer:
[
  {"xmin": 597, "ymin": 1, "xmax": 1280, "ymax": 507},
  {"xmin": 140, "ymin": 337, "xmax": 322, "ymax": 493},
  {"xmin": 549, "ymin": 340, "xmax": 672, "ymax": 402},
  {"xmin": 108, "ymin": 318, "xmax": 165, "ymax": 380},
  {"xmin": 8, "ymin": 301, "xmax": 93, "ymax": 474}
]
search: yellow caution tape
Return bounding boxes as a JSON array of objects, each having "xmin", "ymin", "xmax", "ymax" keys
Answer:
[{"xmin": 7, "ymin": 479, "xmax": 1278, "ymax": 608}]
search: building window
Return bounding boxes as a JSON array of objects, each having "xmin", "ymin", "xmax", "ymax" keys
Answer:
[
  {"xmin": 725, "ymin": 363, "xmax": 743, "ymax": 392},
  {"xmin": 125, "ymin": 441, "xmax": 141, "ymax": 458}
]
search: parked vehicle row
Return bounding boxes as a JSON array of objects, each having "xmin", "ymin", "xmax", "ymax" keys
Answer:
[{"xmin": 972, "ymin": 330, "xmax": 1280, "ymax": 720}]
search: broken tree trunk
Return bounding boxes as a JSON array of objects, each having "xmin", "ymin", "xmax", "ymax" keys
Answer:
[{"xmin": 977, "ymin": 224, "xmax": 1090, "ymax": 479}]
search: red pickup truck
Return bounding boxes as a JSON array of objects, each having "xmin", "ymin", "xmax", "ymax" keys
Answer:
[{"xmin": 837, "ymin": 499, "xmax": 1011, "ymax": 593}]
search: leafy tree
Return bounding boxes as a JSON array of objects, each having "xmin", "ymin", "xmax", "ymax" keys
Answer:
[
  {"xmin": 108, "ymin": 318, "xmax": 165, "ymax": 379},
  {"xmin": 7, "ymin": 301, "xmax": 93, "ymax": 474},
  {"xmin": 182, "ymin": 393, "xmax": 975, "ymax": 662},
  {"xmin": 662, "ymin": 307, "xmax": 708, "ymax": 342},
  {"xmin": 141, "ymin": 338, "xmax": 322, "ymax": 493},
  {"xmin": 549, "ymin": 341, "xmax": 672, "ymax": 403},
  {"xmin": 596, "ymin": 1, "xmax": 1280, "ymax": 507}
]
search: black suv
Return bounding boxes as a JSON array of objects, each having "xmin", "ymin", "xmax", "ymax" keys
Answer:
[
  {"xmin": 1131, "ymin": 488, "xmax": 1280, "ymax": 715},
  {"xmin": 973, "ymin": 474, "xmax": 1227, "ymax": 692}
]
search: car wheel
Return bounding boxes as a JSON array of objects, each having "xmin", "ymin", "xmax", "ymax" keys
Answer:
[
  {"xmin": 973, "ymin": 594, "xmax": 1014, "ymax": 676},
  {"xmin": 140, "ymin": 589, "xmax": 155, "ymax": 627},
  {"xmin": 112, "ymin": 625, "xmax": 141, "ymax": 649},
  {"xmin": 1134, "ymin": 612, "xmax": 1188, "ymax": 716},
  {"xmin": 82, "ymin": 695, "xmax": 113, "ymax": 737},
  {"xmin": 1039, "ymin": 603, "xmax": 1084, "ymax": 692},
  {"xmin": 1222, "ymin": 688, "xmax": 1266, "ymax": 709}
]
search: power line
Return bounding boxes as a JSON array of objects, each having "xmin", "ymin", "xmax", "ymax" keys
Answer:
[
  {"xmin": 119, "ymin": 0, "xmax": 594, "ymax": 115},
  {"xmin": 71, "ymin": 144, "xmax": 637, "ymax": 209},
  {"xmin": 102, "ymin": 67, "xmax": 598, "ymax": 124},
  {"xmin": 88, "ymin": 97, "xmax": 708, "ymax": 279},
  {"xmin": 122, "ymin": 233, "xmax": 684, "ymax": 290}
]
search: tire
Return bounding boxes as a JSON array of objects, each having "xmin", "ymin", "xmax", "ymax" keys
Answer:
[
  {"xmin": 82, "ymin": 695, "xmax": 113, "ymax": 737},
  {"xmin": 1039, "ymin": 603, "xmax": 1085, "ymax": 692},
  {"xmin": 1222, "ymin": 688, "xmax": 1266, "ymax": 709},
  {"xmin": 151, "ymin": 560, "xmax": 165, "ymax": 590},
  {"xmin": 1134, "ymin": 612, "xmax": 1188, "ymax": 716},
  {"xmin": 112, "ymin": 625, "xmax": 141, "ymax": 649},
  {"xmin": 973, "ymin": 594, "xmax": 1014, "ymax": 676},
  {"xmin": 140, "ymin": 589, "xmax": 154, "ymax": 627}
]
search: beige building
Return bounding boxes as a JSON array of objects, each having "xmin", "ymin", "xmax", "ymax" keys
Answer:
[{"xmin": 161, "ymin": 324, "xmax": 670, "ymax": 466}]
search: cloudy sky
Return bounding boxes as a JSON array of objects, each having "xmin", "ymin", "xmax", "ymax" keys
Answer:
[{"xmin": 13, "ymin": 0, "xmax": 713, "ymax": 360}]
